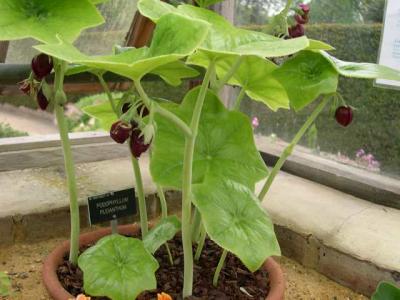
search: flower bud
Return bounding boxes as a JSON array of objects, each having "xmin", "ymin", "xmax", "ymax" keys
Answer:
[
  {"xmin": 31, "ymin": 54, "xmax": 53, "ymax": 80},
  {"xmin": 289, "ymin": 23, "xmax": 305, "ymax": 38},
  {"xmin": 36, "ymin": 89, "xmax": 49, "ymax": 111},
  {"xmin": 110, "ymin": 121, "xmax": 132, "ymax": 144}
]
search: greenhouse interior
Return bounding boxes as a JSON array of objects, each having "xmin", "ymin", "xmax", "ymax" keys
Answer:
[{"xmin": 0, "ymin": 0, "xmax": 399, "ymax": 299}]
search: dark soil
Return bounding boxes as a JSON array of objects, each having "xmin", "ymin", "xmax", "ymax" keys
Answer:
[{"xmin": 58, "ymin": 236, "xmax": 270, "ymax": 299}]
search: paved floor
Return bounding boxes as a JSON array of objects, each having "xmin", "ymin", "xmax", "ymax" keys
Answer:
[{"xmin": 0, "ymin": 104, "xmax": 57, "ymax": 135}]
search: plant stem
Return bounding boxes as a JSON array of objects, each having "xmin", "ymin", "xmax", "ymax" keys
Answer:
[
  {"xmin": 97, "ymin": 74, "xmax": 118, "ymax": 115},
  {"xmin": 213, "ymin": 56, "xmax": 243, "ymax": 92},
  {"xmin": 131, "ymin": 157, "xmax": 148, "ymax": 237},
  {"xmin": 134, "ymin": 80, "xmax": 152, "ymax": 108},
  {"xmin": 181, "ymin": 61, "xmax": 215, "ymax": 298},
  {"xmin": 191, "ymin": 208, "xmax": 201, "ymax": 243},
  {"xmin": 156, "ymin": 185, "xmax": 174, "ymax": 265},
  {"xmin": 233, "ymin": 88, "xmax": 246, "ymax": 111},
  {"xmin": 154, "ymin": 104, "xmax": 192, "ymax": 138},
  {"xmin": 97, "ymin": 77, "xmax": 150, "ymax": 239},
  {"xmin": 194, "ymin": 224, "xmax": 206, "ymax": 261},
  {"xmin": 257, "ymin": 95, "xmax": 331, "ymax": 201},
  {"xmin": 213, "ymin": 249, "xmax": 228, "ymax": 287},
  {"xmin": 53, "ymin": 61, "xmax": 80, "ymax": 264},
  {"xmin": 157, "ymin": 185, "xmax": 168, "ymax": 218}
]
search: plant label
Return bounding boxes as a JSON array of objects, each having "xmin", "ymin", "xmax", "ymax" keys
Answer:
[
  {"xmin": 87, "ymin": 188, "xmax": 137, "ymax": 225},
  {"xmin": 376, "ymin": 0, "xmax": 400, "ymax": 89}
]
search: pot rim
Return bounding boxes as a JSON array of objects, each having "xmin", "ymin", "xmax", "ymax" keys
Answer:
[{"xmin": 42, "ymin": 224, "xmax": 285, "ymax": 300}]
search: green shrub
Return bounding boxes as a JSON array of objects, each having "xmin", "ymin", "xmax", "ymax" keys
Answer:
[
  {"xmin": 242, "ymin": 24, "xmax": 400, "ymax": 176},
  {"xmin": 0, "ymin": 122, "xmax": 28, "ymax": 138}
]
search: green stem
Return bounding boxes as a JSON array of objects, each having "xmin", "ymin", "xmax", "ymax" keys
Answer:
[
  {"xmin": 97, "ymin": 74, "xmax": 118, "ymax": 115},
  {"xmin": 213, "ymin": 56, "xmax": 243, "ymax": 92},
  {"xmin": 134, "ymin": 80, "xmax": 151, "ymax": 108},
  {"xmin": 156, "ymin": 185, "xmax": 174, "ymax": 265},
  {"xmin": 165, "ymin": 243, "xmax": 174, "ymax": 266},
  {"xmin": 157, "ymin": 185, "xmax": 168, "ymax": 218},
  {"xmin": 233, "ymin": 88, "xmax": 246, "ymax": 111},
  {"xmin": 181, "ymin": 61, "xmax": 215, "ymax": 298},
  {"xmin": 131, "ymin": 157, "xmax": 148, "ymax": 237},
  {"xmin": 213, "ymin": 249, "xmax": 228, "ymax": 287},
  {"xmin": 257, "ymin": 95, "xmax": 331, "ymax": 201},
  {"xmin": 194, "ymin": 224, "xmax": 206, "ymax": 261},
  {"xmin": 191, "ymin": 208, "xmax": 201, "ymax": 243},
  {"xmin": 53, "ymin": 61, "xmax": 80, "ymax": 265},
  {"xmin": 154, "ymin": 104, "xmax": 192, "ymax": 138},
  {"xmin": 136, "ymin": 80, "xmax": 192, "ymax": 137}
]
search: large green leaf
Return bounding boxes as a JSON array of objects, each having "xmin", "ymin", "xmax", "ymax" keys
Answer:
[
  {"xmin": 320, "ymin": 51, "xmax": 400, "ymax": 81},
  {"xmin": 150, "ymin": 88, "xmax": 268, "ymax": 190},
  {"xmin": 151, "ymin": 61, "xmax": 199, "ymax": 86},
  {"xmin": 35, "ymin": 13, "xmax": 210, "ymax": 81},
  {"xmin": 272, "ymin": 51, "xmax": 339, "ymax": 111},
  {"xmin": 372, "ymin": 281, "xmax": 400, "ymax": 300},
  {"xmin": 195, "ymin": 0, "xmax": 225, "ymax": 8},
  {"xmin": 192, "ymin": 176, "xmax": 280, "ymax": 272},
  {"xmin": 78, "ymin": 235, "xmax": 159, "ymax": 300},
  {"xmin": 139, "ymin": 0, "xmax": 310, "ymax": 59},
  {"xmin": 188, "ymin": 53, "xmax": 289, "ymax": 110},
  {"xmin": 82, "ymin": 102, "xmax": 116, "ymax": 131},
  {"xmin": 143, "ymin": 216, "xmax": 181, "ymax": 254},
  {"xmin": 0, "ymin": 0, "xmax": 104, "ymax": 44}
]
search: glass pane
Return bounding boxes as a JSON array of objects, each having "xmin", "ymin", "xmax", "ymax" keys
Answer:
[
  {"xmin": 0, "ymin": 0, "xmax": 139, "ymax": 139},
  {"xmin": 236, "ymin": 0, "xmax": 399, "ymax": 179},
  {"xmin": 5, "ymin": 0, "xmax": 138, "ymax": 63}
]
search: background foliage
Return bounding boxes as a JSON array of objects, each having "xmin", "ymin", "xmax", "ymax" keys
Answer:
[{"xmin": 241, "ymin": 23, "xmax": 400, "ymax": 176}]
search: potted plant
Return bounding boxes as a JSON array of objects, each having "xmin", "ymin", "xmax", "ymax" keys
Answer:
[{"xmin": 2, "ymin": 0, "xmax": 400, "ymax": 299}]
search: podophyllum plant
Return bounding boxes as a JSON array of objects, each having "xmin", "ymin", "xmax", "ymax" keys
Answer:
[{"xmin": 2, "ymin": 0, "xmax": 400, "ymax": 299}]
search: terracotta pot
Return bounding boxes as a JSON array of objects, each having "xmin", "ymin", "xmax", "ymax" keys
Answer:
[{"xmin": 43, "ymin": 224, "xmax": 285, "ymax": 300}]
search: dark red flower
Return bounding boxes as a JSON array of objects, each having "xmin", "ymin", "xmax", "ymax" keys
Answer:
[
  {"xmin": 110, "ymin": 121, "xmax": 132, "ymax": 144},
  {"xmin": 137, "ymin": 105, "xmax": 149, "ymax": 117},
  {"xmin": 122, "ymin": 103, "xmax": 149, "ymax": 117},
  {"xmin": 36, "ymin": 89, "xmax": 49, "ymax": 111},
  {"xmin": 19, "ymin": 80, "xmax": 31, "ymax": 95},
  {"xmin": 295, "ymin": 14, "xmax": 308, "ymax": 25},
  {"xmin": 122, "ymin": 103, "xmax": 131, "ymax": 114},
  {"xmin": 289, "ymin": 23, "xmax": 305, "ymax": 38},
  {"xmin": 129, "ymin": 129, "xmax": 150, "ymax": 158},
  {"xmin": 31, "ymin": 54, "xmax": 53, "ymax": 80},
  {"xmin": 335, "ymin": 106, "xmax": 353, "ymax": 127}
]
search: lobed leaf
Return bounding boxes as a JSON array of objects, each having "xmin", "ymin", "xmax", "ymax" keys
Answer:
[
  {"xmin": 139, "ymin": 0, "xmax": 309, "ymax": 60},
  {"xmin": 0, "ymin": 0, "xmax": 104, "ymax": 44},
  {"xmin": 320, "ymin": 51, "xmax": 400, "ymax": 81},
  {"xmin": 272, "ymin": 51, "xmax": 339, "ymax": 111},
  {"xmin": 188, "ymin": 53, "xmax": 289, "ymax": 110},
  {"xmin": 371, "ymin": 281, "xmax": 400, "ymax": 300},
  {"xmin": 78, "ymin": 235, "xmax": 159, "ymax": 300},
  {"xmin": 150, "ymin": 88, "xmax": 268, "ymax": 190},
  {"xmin": 82, "ymin": 102, "xmax": 116, "ymax": 131},
  {"xmin": 35, "ymin": 13, "xmax": 209, "ymax": 82},
  {"xmin": 192, "ymin": 176, "xmax": 281, "ymax": 272},
  {"xmin": 143, "ymin": 216, "xmax": 181, "ymax": 254}
]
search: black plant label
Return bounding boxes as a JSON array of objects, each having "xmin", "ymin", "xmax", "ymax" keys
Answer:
[{"xmin": 87, "ymin": 188, "xmax": 137, "ymax": 225}]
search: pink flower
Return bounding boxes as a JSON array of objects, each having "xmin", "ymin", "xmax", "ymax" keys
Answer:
[
  {"xmin": 252, "ymin": 117, "xmax": 259, "ymax": 129},
  {"xmin": 356, "ymin": 149, "xmax": 365, "ymax": 158}
]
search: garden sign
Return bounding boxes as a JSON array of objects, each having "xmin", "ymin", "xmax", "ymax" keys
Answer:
[{"xmin": 376, "ymin": 0, "xmax": 400, "ymax": 89}]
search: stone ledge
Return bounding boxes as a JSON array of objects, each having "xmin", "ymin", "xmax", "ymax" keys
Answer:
[
  {"xmin": 1, "ymin": 156, "xmax": 399, "ymax": 296},
  {"xmin": 259, "ymin": 172, "xmax": 400, "ymax": 296}
]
